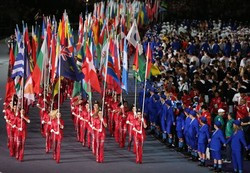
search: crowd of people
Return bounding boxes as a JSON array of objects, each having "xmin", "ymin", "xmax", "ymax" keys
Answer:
[{"xmin": 137, "ymin": 19, "xmax": 250, "ymax": 172}]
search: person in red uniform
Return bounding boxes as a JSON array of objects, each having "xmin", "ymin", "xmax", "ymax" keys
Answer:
[
  {"xmin": 126, "ymin": 105, "xmax": 137, "ymax": 151},
  {"xmin": 119, "ymin": 104, "xmax": 127, "ymax": 148},
  {"xmin": 133, "ymin": 108, "xmax": 147, "ymax": 164},
  {"xmin": 92, "ymin": 108, "xmax": 107, "ymax": 163},
  {"xmin": 4, "ymin": 102, "xmax": 16, "ymax": 156},
  {"xmin": 14, "ymin": 108, "xmax": 30, "ymax": 161},
  {"xmin": 50, "ymin": 110, "xmax": 64, "ymax": 163},
  {"xmin": 209, "ymin": 91, "xmax": 222, "ymax": 115},
  {"xmin": 110, "ymin": 93, "xmax": 119, "ymax": 138},
  {"xmin": 72, "ymin": 100, "xmax": 83, "ymax": 142},
  {"xmin": 198, "ymin": 105, "xmax": 212, "ymax": 127},
  {"xmin": 80, "ymin": 102, "xmax": 90, "ymax": 146},
  {"xmin": 236, "ymin": 99, "xmax": 248, "ymax": 120},
  {"xmin": 41, "ymin": 108, "xmax": 52, "ymax": 153},
  {"xmin": 91, "ymin": 101, "xmax": 100, "ymax": 155}
]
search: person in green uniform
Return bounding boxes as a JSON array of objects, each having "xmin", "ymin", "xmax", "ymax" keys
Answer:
[
  {"xmin": 214, "ymin": 109, "xmax": 225, "ymax": 130},
  {"xmin": 224, "ymin": 113, "xmax": 235, "ymax": 163}
]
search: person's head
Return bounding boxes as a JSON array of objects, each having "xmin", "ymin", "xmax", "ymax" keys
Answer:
[
  {"xmin": 233, "ymin": 120, "xmax": 242, "ymax": 131},
  {"xmin": 137, "ymin": 109, "xmax": 142, "ymax": 119},
  {"xmin": 201, "ymin": 105, "xmax": 208, "ymax": 112},
  {"xmin": 94, "ymin": 101, "xmax": 99, "ymax": 110},
  {"xmin": 200, "ymin": 117, "xmax": 207, "ymax": 126},
  {"xmin": 218, "ymin": 109, "xmax": 225, "ymax": 116},
  {"xmin": 85, "ymin": 102, "xmax": 89, "ymax": 110},
  {"xmin": 189, "ymin": 110, "xmax": 197, "ymax": 119},
  {"xmin": 240, "ymin": 99, "xmax": 246, "ymax": 105},
  {"xmin": 214, "ymin": 121, "xmax": 222, "ymax": 130},
  {"xmin": 98, "ymin": 109, "xmax": 103, "ymax": 119},
  {"xmin": 227, "ymin": 113, "xmax": 234, "ymax": 120},
  {"xmin": 21, "ymin": 109, "xmax": 25, "ymax": 115}
]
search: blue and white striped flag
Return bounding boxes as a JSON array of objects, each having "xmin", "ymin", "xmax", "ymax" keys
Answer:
[
  {"xmin": 12, "ymin": 41, "xmax": 24, "ymax": 78},
  {"xmin": 122, "ymin": 39, "xmax": 128, "ymax": 92}
]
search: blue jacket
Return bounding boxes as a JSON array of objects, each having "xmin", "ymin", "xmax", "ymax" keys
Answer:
[
  {"xmin": 176, "ymin": 112, "xmax": 185, "ymax": 131},
  {"xmin": 227, "ymin": 130, "xmax": 247, "ymax": 151},
  {"xmin": 184, "ymin": 117, "xmax": 191, "ymax": 135},
  {"xmin": 212, "ymin": 43, "xmax": 220, "ymax": 55},
  {"xmin": 198, "ymin": 124, "xmax": 210, "ymax": 144},
  {"xmin": 187, "ymin": 118, "xmax": 199, "ymax": 139},
  {"xmin": 161, "ymin": 104, "xmax": 167, "ymax": 132},
  {"xmin": 210, "ymin": 129, "xmax": 226, "ymax": 151},
  {"xmin": 166, "ymin": 105, "xmax": 174, "ymax": 123}
]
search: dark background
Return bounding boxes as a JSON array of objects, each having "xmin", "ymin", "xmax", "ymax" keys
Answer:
[{"xmin": 1, "ymin": 0, "xmax": 250, "ymax": 39}]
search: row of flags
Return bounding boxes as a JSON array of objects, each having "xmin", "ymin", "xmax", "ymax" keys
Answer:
[{"xmin": 5, "ymin": 0, "xmax": 160, "ymax": 106}]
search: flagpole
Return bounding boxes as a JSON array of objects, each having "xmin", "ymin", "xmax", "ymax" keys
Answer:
[
  {"xmin": 101, "ymin": 38, "xmax": 109, "ymax": 131},
  {"xmin": 58, "ymin": 45, "xmax": 61, "ymax": 131},
  {"xmin": 141, "ymin": 43, "xmax": 150, "ymax": 133}
]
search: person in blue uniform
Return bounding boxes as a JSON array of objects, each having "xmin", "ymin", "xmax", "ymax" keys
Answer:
[
  {"xmin": 184, "ymin": 108, "xmax": 192, "ymax": 154},
  {"xmin": 165, "ymin": 100, "xmax": 175, "ymax": 147},
  {"xmin": 198, "ymin": 117, "xmax": 210, "ymax": 167},
  {"xmin": 154, "ymin": 94, "xmax": 162, "ymax": 137},
  {"xmin": 160, "ymin": 98, "xmax": 168, "ymax": 143},
  {"xmin": 148, "ymin": 88, "xmax": 156, "ymax": 133},
  {"xmin": 226, "ymin": 120, "xmax": 248, "ymax": 173},
  {"xmin": 187, "ymin": 110, "xmax": 199, "ymax": 160},
  {"xmin": 175, "ymin": 105, "xmax": 185, "ymax": 151},
  {"xmin": 209, "ymin": 121, "xmax": 226, "ymax": 172}
]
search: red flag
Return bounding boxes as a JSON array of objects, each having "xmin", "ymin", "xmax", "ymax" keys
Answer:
[
  {"xmin": 146, "ymin": 43, "xmax": 152, "ymax": 78},
  {"xmin": 133, "ymin": 44, "xmax": 139, "ymax": 72},
  {"xmin": 82, "ymin": 45, "xmax": 102, "ymax": 93},
  {"xmin": 5, "ymin": 47, "xmax": 16, "ymax": 102}
]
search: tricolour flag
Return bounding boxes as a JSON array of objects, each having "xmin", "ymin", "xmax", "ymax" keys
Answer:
[{"xmin": 32, "ymin": 32, "xmax": 48, "ymax": 94}]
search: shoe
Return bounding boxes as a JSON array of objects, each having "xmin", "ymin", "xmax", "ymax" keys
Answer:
[
  {"xmin": 223, "ymin": 160, "xmax": 231, "ymax": 163},
  {"xmin": 209, "ymin": 167, "xmax": 216, "ymax": 171},
  {"xmin": 214, "ymin": 168, "xmax": 222, "ymax": 172},
  {"xmin": 198, "ymin": 162, "xmax": 205, "ymax": 167}
]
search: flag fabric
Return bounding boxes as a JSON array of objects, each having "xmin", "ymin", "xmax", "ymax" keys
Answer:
[
  {"xmin": 12, "ymin": 41, "xmax": 25, "ymax": 78},
  {"xmin": 24, "ymin": 75, "xmax": 35, "ymax": 105},
  {"xmin": 151, "ymin": 64, "xmax": 161, "ymax": 76},
  {"xmin": 107, "ymin": 41, "xmax": 120, "ymax": 85},
  {"xmin": 133, "ymin": 44, "xmax": 139, "ymax": 72},
  {"xmin": 146, "ymin": 43, "xmax": 152, "ymax": 79},
  {"xmin": 5, "ymin": 47, "xmax": 16, "ymax": 102},
  {"xmin": 121, "ymin": 39, "xmax": 128, "ymax": 92},
  {"xmin": 32, "ymin": 33, "xmax": 48, "ymax": 94},
  {"xmin": 72, "ymin": 81, "xmax": 83, "ymax": 97},
  {"xmin": 58, "ymin": 46, "xmax": 84, "ymax": 81},
  {"xmin": 82, "ymin": 44, "xmax": 101, "ymax": 93},
  {"xmin": 126, "ymin": 19, "xmax": 140, "ymax": 48}
]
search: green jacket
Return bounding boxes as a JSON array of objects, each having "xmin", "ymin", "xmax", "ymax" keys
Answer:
[
  {"xmin": 214, "ymin": 115, "xmax": 225, "ymax": 128},
  {"xmin": 225, "ymin": 119, "xmax": 234, "ymax": 138}
]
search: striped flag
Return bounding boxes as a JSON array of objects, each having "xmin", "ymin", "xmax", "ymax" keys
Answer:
[
  {"xmin": 12, "ymin": 41, "xmax": 24, "ymax": 78},
  {"xmin": 121, "ymin": 39, "xmax": 128, "ymax": 92}
]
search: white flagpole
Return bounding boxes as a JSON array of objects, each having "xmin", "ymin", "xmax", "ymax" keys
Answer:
[
  {"xmin": 101, "ymin": 37, "xmax": 109, "ymax": 131},
  {"xmin": 141, "ymin": 43, "xmax": 150, "ymax": 133}
]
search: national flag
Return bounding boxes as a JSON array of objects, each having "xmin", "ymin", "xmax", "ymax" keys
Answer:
[
  {"xmin": 72, "ymin": 81, "xmax": 83, "ymax": 97},
  {"xmin": 82, "ymin": 44, "xmax": 101, "ymax": 93},
  {"xmin": 12, "ymin": 41, "xmax": 24, "ymax": 78},
  {"xmin": 146, "ymin": 43, "xmax": 152, "ymax": 78},
  {"xmin": 24, "ymin": 75, "xmax": 35, "ymax": 105},
  {"xmin": 133, "ymin": 44, "xmax": 139, "ymax": 73},
  {"xmin": 4, "ymin": 47, "xmax": 16, "ymax": 102},
  {"xmin": 126, "ymin": 19, "xmax": 140, "ymax": 48},
  {"xmin": 58, "ymin": 46, "xmax": 84, "ymax": 81},
  {"xmin": 31, "ymin": 25, "xmax": 37, "ymax": 65},
  {"xmin": 151, "ymin": 64, "xmax": 161, "ymax": 76},
  {"xmin": 106, "ymin": 40, "xmax": 120, "ymax": 85},
  {"xmin": 121, "ymin": 39, "xmax": 128, "ymax": 92},
  {"xmin": 32, "ymin": 33, "xmax": 48, "ymax": 94}
]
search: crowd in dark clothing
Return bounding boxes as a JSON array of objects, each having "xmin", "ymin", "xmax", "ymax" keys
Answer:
[{"xmin": 138, "ymin": 19, "xmax": 250, "ymax": 173}]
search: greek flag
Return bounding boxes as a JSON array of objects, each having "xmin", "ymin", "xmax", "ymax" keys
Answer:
[{"xmin": 12, "ymin": 41, "xmax": 24, "ymax": 78}]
